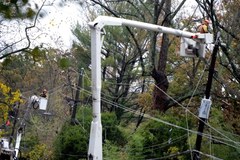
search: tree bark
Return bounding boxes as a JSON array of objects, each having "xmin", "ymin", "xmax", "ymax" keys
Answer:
[{"xmin": 152, "ymin": 0, "xmax": 171, "ymax": 112}]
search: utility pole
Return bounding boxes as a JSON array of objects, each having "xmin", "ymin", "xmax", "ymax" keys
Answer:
[
  {"xmin": 71, "ymin": 68, "xmax": 84, "ymax": 125},
  {"xmin": 193, "ymin": 32, "xmax": 220, "ymax": 160}
]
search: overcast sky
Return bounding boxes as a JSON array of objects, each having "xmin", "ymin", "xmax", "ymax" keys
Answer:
[
  {"xmin": 0, "ymin": 0, "xmax": 86, "ymax": 53},
  {"xmin": 0, "ymin": 0, "xmax": 200, "ymax": 54}
]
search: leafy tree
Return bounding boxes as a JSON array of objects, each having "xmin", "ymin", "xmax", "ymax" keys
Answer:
[
  {"xmin": 103, "ymin": 140, "xmax": 127, "ymax": 160},
  {"xmin": 126, "ymin": 114, "xmax": 191, "ymax": 159},
  {"xmin": 0, "ymin": 82, "xmax": 22, "ymax": 136},
  {"xmin": 85, "ymin": 0, "xmax": 205, "ymax": 114},
  {"xmin": 54, "ymin": 123, "xmax": 89, "ymax": 160},
  {"xmin": 102, "ymin": 112, "xmax": 126, "ymax": 145},
  {"xmin": 0, "ymin": 0, "xmax": 35, "ymax": 19},
  {"xmin": 53, "ymin": 107, "xmax": 127, "ymax": 159},
  {"xmin": 195, "ymin": 0, "xmax": 240, "ymax": 136},
  {"xmin": 0, "ymin": 0, "xmax": 46, "ymax": 59},
  {"xmin": 53, "ymin": 107, "xmax": 91, "ymax": 160},
  {"xmin": 27, "ymin": 143, "xmax": 52, "ymax": 160}
]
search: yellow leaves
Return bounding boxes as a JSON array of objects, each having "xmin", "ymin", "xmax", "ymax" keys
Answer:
[
  {"xmin": 167, "ymin": 146, "xmax": 184, "ymax": 160},
  {"xmin": 0, "ymin": 83, "xmax": 10, "ymax": 95},
  {"xmin": 27, "ymin": 144, "xmax": 53, "ymax": 160},
  {"xmin": 0, "ymin": 82, "xmax": 22, "ymax": 124},
  {"xmin": 167, "ymin": 146, "xmax": 179, "ymax": 154},
  {"xmin": 136, "ymin": 91, "xmax": 153, "ymax": 112},
  {"xmin": 0, "ymin": 105, "xmax": 9, "ymax": 120},
  {"xmin": 10, "ymin": 90, "xmax": 23, "ymax": 104},
  {"xmin": 0, "ymin": 82, "xmax": 22, "ymax": 105}
]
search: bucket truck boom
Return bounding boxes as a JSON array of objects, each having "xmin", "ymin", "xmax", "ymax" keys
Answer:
[{"xmin": 88, "ymin": 16, "xmax": 213, "ymax": 160}]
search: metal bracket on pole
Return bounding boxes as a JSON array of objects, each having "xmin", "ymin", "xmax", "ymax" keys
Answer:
[{"xmin": 198, "ymin": 98, "xmax": 212, "ymax": 119}]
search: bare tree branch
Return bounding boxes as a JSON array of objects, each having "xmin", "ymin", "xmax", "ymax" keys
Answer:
[{"xmin": 0, "ymin": 0, "xmax": 47, "ymax": 59}]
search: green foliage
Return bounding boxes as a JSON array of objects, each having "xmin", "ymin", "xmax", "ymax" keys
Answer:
[
  {"xmin": 136, "ymin": 87, "xmax": 154, "ymax": 112},
  {"xmin": 102, "ymin": 56, "xmax": 115, "ymax": 67},
  {"xmin": 53, "ymin": 122, "xmax": 88, "ymax": 160},
  {"xmin": 103, "ymin": 140, "xmax": 127, "ymax": 160},
  {"xmin": 126, "ymin": 132, "xmax": 146, "ymax": 160},
  {"xmin": 53, "ymin": 107, "xmax": 92, "ymax": 160},
  {"xmin": 26, "ymin": 7, "xmax": 35, "ymax": 18},
  {"xmin": 126, "ymin": 114, "xmax": 189, "ymax": 159},
  {"xmin": 27, "ymin": 143, "xmax": 53, "ymax": 160},
  {"xmin": 71, "ymin": 25, "xmax": 91, "ymax": 69},
  {"xmin": 53, "ymin": 107, "xmax": 128, "ymax": 159},
  {"xmin": 22, "ymin": 133, "xmax": 39, "ymax": 148},
  {"xmin": 58, "ymin": 58, "xmax": 71, "ymax": 69},
  {"xmin": 20, "ymin": 134, "xmax": 40, "ymax": 159},
  {"xmin": 102, "ymin": 112, "xmax": 127, "ymax": 145},
  {"xmin": 200, "ymin": 107, "xmax": 240, "ymax": 159},
  {"xmin": 167, "ymin": 146, "xmax": 184, "ymax": 160},
  {"xmin": 30, "ymin": 46, "xmax": 46, "ymax": 62},
  {"xmin": 0, "ymin": 0, "xmax": 36, "ymax": 19}
]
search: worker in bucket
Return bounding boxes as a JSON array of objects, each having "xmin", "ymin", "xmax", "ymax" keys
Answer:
[
  {"xmin": 197, "ymin": 19, "xmax": 210, "ymax": 33},
  {"xmin": 40, "ymin": 88, "xmax": 48, "ymax": 98}
]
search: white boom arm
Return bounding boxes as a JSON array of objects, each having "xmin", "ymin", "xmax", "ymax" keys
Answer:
[
  {"xmin": 88, "ymin": 16, "xmax": 213, "ymax": 160},
  {"xmin": 14, "ymin": 132, "xmax": 22, "ymax": 159}
]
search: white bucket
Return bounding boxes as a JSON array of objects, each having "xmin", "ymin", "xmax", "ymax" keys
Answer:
[{"xmin": 39, "ymin": 97, "xmax": 48, "ymax": 110}]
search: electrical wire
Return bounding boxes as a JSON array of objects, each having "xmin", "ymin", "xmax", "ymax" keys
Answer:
[
  {"xmin": 151, "ymin": 83, "xmax": 240, "ymax": 148},
  {"xmin": 125, "ymin": 134, "xmax": 188, "ymax": 153},
  {"xmin": 145, "ymin": 149, "xmax": 223, "ymax": 160},
  {"xmin": 18, "ymin": 72, "xmax": 237, "ymax": 159},
  {"xmin": 184, "ymin": 49, "xmax": 211, "ymax": 159},
  {"xmin": 77, "ymin": 87, "xmax": 240, "ymax": 150},
  {"xmin": 68, "ymin": 75, "xmax": 240, "ymax": 150},
  {"xmin": 67, "ymin": 52, "xmax": 240, "ymax": 155},
  {"xmin": 69, "ymin": 83, "xmax": 240, "ymax": 147},
  {"xmin": 152, "ymin": 82, "xmax": 240, "ymax": 143}
]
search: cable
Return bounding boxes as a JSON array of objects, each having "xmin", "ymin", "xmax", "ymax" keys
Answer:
[
  {"xmin": 145, "ymin": 149, "xmax": 223, "ymax": 160},
  {"xmin": 125, "ymin": 134, "xmax": 188, "ymax": 153},
  {"xmin": 209, "ymin": 127, "xmax": 213, "ymax": 160},
  {"xmin": 69, "ymin": 72, "xmax": 240, "ymax": 149},
  {"xmin": 184, "ymin": 50, "xmax": 211, "ymax": 160},
  {"xmin": 71, "ymin": 84, "xmax": 239, "ymax": 146},
  {"xmin": 152, "ymin": 83, "xmax": 240, "ymax": 147},
  {"xmin": 192, "ymin": 149, "xmax": 223, "ymax": 160},
  {"xmin": 76, "ymin": 85, "xmax": 240, "ymax": 147},
  {"xmin": 79, "ymin": 88, "xmax": 240, "ymax": 150}
]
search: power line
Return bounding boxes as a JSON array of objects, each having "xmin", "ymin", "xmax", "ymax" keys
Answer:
[
  {"xmin": 145, "ymin": 149, "xmax": 223, "ymax": 160},
  {"xmin": 69, "ymin": 68, "xmax": 240, "ymax": 149},
  {"xmin": 70, "ymin": 82, "xmax": 240, "ymax": 149},
  {"xmin": 184, "ymin": 47, "xmax": 211, "ymax": 160},
  {"xmin": 78, "ymin": 88, "xmax": 240, "ymax": 150},
  {"xmin": 152, "ymin": 83, "xmax": 240, "ymax": 148}
]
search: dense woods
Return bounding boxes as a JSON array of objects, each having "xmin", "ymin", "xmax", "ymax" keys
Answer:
[{"xmin": 0, "ymin": 0, "xmax": 240, "ymax": 159}]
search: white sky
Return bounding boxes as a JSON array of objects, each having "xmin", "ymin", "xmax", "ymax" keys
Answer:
[
  {"xmin": 33, "ymin": 0, "xmax": 86, "ymax": 49},
  {"xmin": 0, "ymin": 0, "xmax": 200, "ymax": 55},
  {"xmin": 0, "ymin": 0, "xmax": 86, "ymax": 54}
]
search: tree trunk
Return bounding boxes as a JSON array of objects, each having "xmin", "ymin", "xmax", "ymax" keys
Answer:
[{"xmin": 152, "ymin": 0, "xmax": 171, "ymax": 112}]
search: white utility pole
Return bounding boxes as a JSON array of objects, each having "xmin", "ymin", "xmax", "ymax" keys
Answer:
[{"xmin": 88, "ymin": 16, "xmax": 213, "ymax": 160}]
